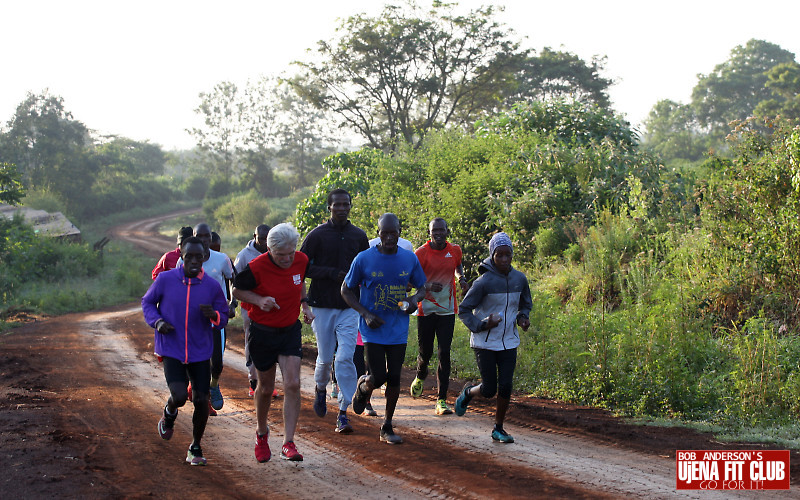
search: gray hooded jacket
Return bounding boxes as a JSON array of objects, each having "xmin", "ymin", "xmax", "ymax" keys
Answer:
[
  {"xmin": 234, "ymin": 239, "xmax": 263, "ymax": 274},
  {"xmin": 458, "ymin": 257, "xmax": 532, "ymax": 351}
]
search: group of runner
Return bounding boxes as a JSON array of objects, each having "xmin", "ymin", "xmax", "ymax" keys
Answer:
[{"xmin": 141, "ymin": 188, "xmax": 531, "ymax": 465}]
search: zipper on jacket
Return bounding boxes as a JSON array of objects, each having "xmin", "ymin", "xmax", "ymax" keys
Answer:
[
  {"xmin": 184, "ymin": 278, "xmax": 191, "ymax": 363},
  {"xmin": 501, "ymin": 273, "xmax": 510, "ymax": 350}
]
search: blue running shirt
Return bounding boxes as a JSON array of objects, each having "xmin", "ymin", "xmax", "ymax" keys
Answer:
[{"xmin": 344, "ymin": 246, "xmax": 426, "ymax": 345}]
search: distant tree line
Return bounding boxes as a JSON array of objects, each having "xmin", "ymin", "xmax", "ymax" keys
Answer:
[
  {"xmin": 0, "ymin": 92, "xmax": 175, "ymax": 220},
  {"xmin": 642, "ymin": 39, "xmax": 799, "ymax": 164},
  {"xmin": 0, "ymin": 1, "xmax": 618, "ymax": 229}
]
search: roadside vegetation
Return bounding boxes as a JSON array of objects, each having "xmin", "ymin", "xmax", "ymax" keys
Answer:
[{"xmin": 296, "ymin": 110, "xmax": 800, "ymax": 444}]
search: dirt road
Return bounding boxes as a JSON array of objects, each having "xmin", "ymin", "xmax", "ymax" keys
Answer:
[{"xmin": 2, "ymin": 211, "xmax": 797, "ymax": 498}]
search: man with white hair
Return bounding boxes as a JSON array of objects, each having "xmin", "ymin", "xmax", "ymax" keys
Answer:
[{"xmin": 233, "ymin": 223, "xmax": 315, "ymax": 463}]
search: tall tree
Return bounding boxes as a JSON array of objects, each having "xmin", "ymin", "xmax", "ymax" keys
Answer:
[
  {"xmin": 641, "ymin": 99, "xmax": 707, "ymax": 162},
  {"xmin": 0, "ymin": 91, "xmax": 90, "ymax": 189},
  {"xmin": 692, "ymin": 39, "xmax": 795, "ymax": 134},
  {"xmin": 273, "ymin": 82, "xmax": 338, "ymax": 188},
  {"xmin": 507, "ymin": 48, "xmax": 613, "ymax": 109},
  {"xmin": 290, "ymin": 1, "xmax": 524, "ymax": 150},
  {"xmin": 754, "ymin": 61, "xmax": 800, "ymax": 121},
  {"xmin": 0, "ymin": 162, "xmax": 25, "ymax": 205},
  {"xmin": 0, "ymin": 91, "xmax": 96, "ymax": 212},
  {"xmin": 191, "ymin": 76, "xmax": 340, "ymax": 194},
  {"xmin": 237, "ymin": 76, "xmax": 279, "ymax": 196},
  {"xmin": 188, "ymin": 81, "xmax": 244, "ymax": 182},
  {"xmin": 92, "ymin": 137, "xmax": 166, "ymax": 177},
  {"xmin": 643, "ymin": 39, "xmax": 797, "ymax": 162}
]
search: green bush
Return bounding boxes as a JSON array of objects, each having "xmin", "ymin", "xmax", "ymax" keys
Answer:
[
  {"xmin": 184, "ymin": 174, "xmax": 210, "ymax": 199},
  {"xmin": 21, "ymin": 188, "xmax": 68, "ymax": 214},
  {"xmin": 563, "ymin": 243, "xmax": 582, "ymax": 263},
  {"xmin": 535, "ymin": 221, "xmax": 569, "ymax": 260},
  {"xmin": 213, "ymin": 191, "xmax": 270, "ymax": 234},
  {"xmin": 0, "ymin": 216, "xmax": 100, "ymax": 292},
  {"xmin": 277, "ymin": 103, "xmax": 800, "ymax": 433},
  {"xmin": 297, "ymin": 102, "xmax": 665, "ymax": 272},
  {"xmin": 702, "ymin": 118, "xmax": 800, "ymax": 328},
  {"xmin": 207, "ymin": 176, "xmax": 236, "ymax": 199},
  {"xmin": 723, "ymin": 316, "xmax": 800, "ymax": 423}
]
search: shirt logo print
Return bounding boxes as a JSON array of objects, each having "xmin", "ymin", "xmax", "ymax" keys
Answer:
[
  {"xmin": 445, "ymin": 252, "xmax": 452, "ymax": 258},
  {"xmin": 373, "ymin": 284, "xmax": 405, "ymax": 311},
  {"xmin": 293, "ymin": 274, "xmax": 302, "ymax": 285}
]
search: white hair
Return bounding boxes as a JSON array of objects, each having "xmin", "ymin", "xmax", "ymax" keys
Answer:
[{"xmin": 267, "ymin": 223, "xmax": 299, "ymax": 251}]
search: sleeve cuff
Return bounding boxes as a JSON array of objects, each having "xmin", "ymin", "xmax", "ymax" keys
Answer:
[{"xmin": 210, "ymin": 311, "xmax": 221, "ymax": 326}]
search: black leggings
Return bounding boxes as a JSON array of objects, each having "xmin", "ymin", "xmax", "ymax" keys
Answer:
[
  {"xmin": 162, "ymin": 356, "xmax": 211, "ymax": 407},
  {"xmin": 353, "ymin": 343, "xmax": 366, "ymax": 377},
  {"xmin": 474, "ymin": 347, "xmax": 516, "ymax": 399},
  {"xmin": 415, "ymin": 314, "xmax": 454, "ymax": 399},
  {"xmin": 364, "ymin": 343, "xmax": 406, "ymax": 388},
  {"xmin": 211, "ymin": 327, "xmax": 225, "ymax": 379}
]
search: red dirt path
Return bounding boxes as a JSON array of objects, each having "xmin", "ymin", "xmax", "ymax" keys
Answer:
[{"xmin": 1, "ymin": 211, "xmax": 797, "ymax": 498}]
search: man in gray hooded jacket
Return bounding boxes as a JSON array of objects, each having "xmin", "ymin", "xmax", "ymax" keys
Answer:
[{"xmin": 455, "ymin": 232, "xmax": 531, "ymax": 444}]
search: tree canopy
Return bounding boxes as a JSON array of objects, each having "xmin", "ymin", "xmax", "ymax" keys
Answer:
[
  {"xmin": 0, "ymin": 91, "xmax": 96, "ymax": 212},
  {"xmin": 0, "ymin": 91, "xmax": 179, "ymax": 220},
  {"xmin": 291, "ymin": 2, "xmax": 613, "ymax": 152},
  {"xmin": 643, "ymin": 39, "xmax": 798, "ymax": 164},
  {"xmin": 189, "ymin": 77, "xmax": 338, "ymax": 193},
  {"xmin": 296, "ymin": 100, "xmax": 661, "ymax": 269},
  {"xmin": 0, "ymin": 91, "xmax": 91, "ymax": 190},
  {"xmin": 505, "ymin": 48, "xmax": 613, "ymax": 109},
  {"xmin": 692, "ymin": 39, "xmax": 795, "ymax": 134},
  {"xmin": 754, "ymin": 61, "xmax": 800, "ymax": 121},
  {"xmin": 291, "ymin": 1, "xmax": 522, "ymax": 150},
  {"xmin": 641, "ymin": 99, "xmax": 708, "ymax": 162},
  {"xmin": 0, "ymin": 162, "xmax": 25, "ymax": 205}
]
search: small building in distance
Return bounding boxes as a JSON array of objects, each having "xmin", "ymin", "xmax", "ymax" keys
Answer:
[{"xmin": 0, "ymin": 204, "xmax": 82, "ymax": 242}]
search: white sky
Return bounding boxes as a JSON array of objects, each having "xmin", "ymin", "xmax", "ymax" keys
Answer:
[{"xmin": 1, "ymin": 0, "xmax": 798, "ymax": 150}]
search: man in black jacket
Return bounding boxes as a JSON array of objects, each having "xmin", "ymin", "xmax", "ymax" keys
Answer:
[{"xmin": 299, "ymin": 189, "xmax": 369, "ymax": 434}]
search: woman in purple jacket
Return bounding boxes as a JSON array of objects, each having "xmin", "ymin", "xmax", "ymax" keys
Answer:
[{"xmin": 142, "ymin": 237, "xmax": 229, "ymax": 466}]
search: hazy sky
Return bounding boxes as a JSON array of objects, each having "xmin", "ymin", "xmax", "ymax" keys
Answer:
[{"xmin": 2, "ymin": 0, "xmax": 798, "ymax": 150}]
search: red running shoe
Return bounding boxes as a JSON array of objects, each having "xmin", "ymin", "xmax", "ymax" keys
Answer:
[
  {"xmin": 280, "ymin": 441, "xmax": 303, "ymax": 461},
  {"xmin": 249, "ymin": 387, "xmax": 279, "ymax": 398},
  {"xmin": 208, "ymin": 399, "xmax": 217, "ymax": 417},
  {"xmin": 255, "ymin": 431, "xmax": 271, "ymax": 463}
]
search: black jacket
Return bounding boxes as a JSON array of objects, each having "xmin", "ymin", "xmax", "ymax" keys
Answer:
[{"xmin": 300, "ymin": 219, "xmax": 369, "ymax": 309}]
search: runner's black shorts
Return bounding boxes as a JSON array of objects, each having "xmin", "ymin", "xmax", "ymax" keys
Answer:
[{"xmin": 248, "ymin": 320, "xmax": 303, "ymax": 371}]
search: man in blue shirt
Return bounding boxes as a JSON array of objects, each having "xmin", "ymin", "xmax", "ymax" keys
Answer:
[{"xmin": 341, "ymin": 213, "xmax": 427, "ymax": 444}]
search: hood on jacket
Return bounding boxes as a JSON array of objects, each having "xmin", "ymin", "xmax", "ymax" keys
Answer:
[{"xmin": 478, "ymin": 256, "xmax": 513, "ymax": 277}]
